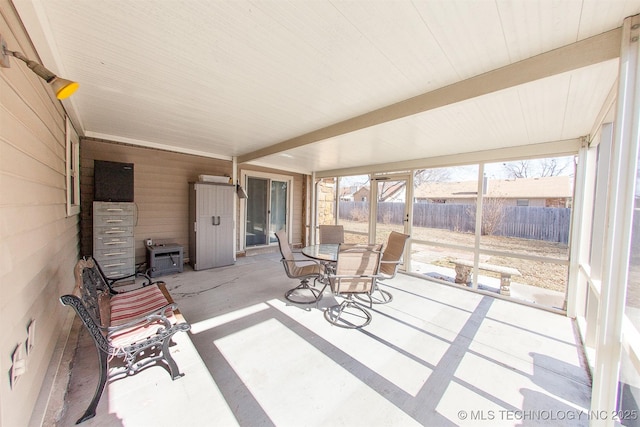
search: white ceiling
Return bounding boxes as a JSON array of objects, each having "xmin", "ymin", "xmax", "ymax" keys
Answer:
[{"xmin": 13, "ymin": 0, "xmax": 640, "ymax": 175}]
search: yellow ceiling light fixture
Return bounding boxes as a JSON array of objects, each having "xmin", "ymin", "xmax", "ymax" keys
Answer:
[{"xmin": 1, "ymin": 33, "xmax": 78, "ymax": 99}]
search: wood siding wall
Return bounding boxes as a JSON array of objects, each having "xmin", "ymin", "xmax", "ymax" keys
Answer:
[
  {"xmin": 80, "ymin": 138, "xmax": 232, "ymax": 264},
  {"xmin": 80, "ymin": 140, "xmax": 308, "ymax": 262},
  {"xmin": 0, "ymin": 2, "xmax": 81, "ymax": 425}
]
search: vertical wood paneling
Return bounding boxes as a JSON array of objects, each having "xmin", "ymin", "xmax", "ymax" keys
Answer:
[{"xmin": 0, "ymin": 2, "xmax": 81, "ymax": 425}]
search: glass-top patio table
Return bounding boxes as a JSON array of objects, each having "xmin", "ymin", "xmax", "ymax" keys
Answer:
[{"xmin": 301, "ymin": 243, "xmax": 339, "ymax": 262}]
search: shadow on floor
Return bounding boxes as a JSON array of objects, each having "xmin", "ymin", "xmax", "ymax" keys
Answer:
[{"xmin": 59, "ymin": 253, "xmax": 592, "ymax": 426}]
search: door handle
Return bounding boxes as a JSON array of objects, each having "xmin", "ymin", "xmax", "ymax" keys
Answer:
[{"xmin": 212, "ymin": 216, "xmax": 221, "ymax": 226}]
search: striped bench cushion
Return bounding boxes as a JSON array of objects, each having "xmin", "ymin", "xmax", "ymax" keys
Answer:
[{"xmin": 109, "ymin": 285, "xmax": 173, "ymax": 326}]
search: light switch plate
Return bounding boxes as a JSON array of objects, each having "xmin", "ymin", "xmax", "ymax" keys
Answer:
[
  {"xmin": 10, "ymin": 343, "xmax": 25, "ymax": 389},
  {"xmin": 26, "ymin": 319, "xmax": 35, "ymax": 355}
]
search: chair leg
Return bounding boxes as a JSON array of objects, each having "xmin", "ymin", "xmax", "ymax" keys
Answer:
[
  {"xmin": 324, "ymin": 296, "xmax": 372, "ymax": 329},
  {"xmin": 315, "ymin": 276, "xmax": 329, "ymax": 295},
  {"xmin": 285, "ymin": 278, "xmax": 322, "ymax": 304},
  {"xmin": 77, "ymin": 348, "xmax": 109, "ymax": 424},
  {"xmin": 356, "ymin": 283, "xmax": 393, "ymax": 304}
]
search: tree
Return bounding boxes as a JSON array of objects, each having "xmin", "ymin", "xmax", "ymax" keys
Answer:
[
  {"xmin": 502, "ymin": 161, "xmax": 530, "ymax": 178},
  {"xmin": 502, "ymin": 158, "xmax": 573, "ymax": 179},
  {"xmin": 465, "ymin": 195, "xmax": 506, "ymax": 236},
  {"xmin": 414, "ymin": 168, "xmax": 452, "ymax": 185}
]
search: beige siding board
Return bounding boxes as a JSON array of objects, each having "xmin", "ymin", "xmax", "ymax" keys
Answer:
[
  {"xmin": 0, "ymin": 242, "xmax": 76, "ymax": 425},
  {"xmin": 0, "ymin": 11, "xmax": 67, "ymax": 128},
  {"xmin": 0, "ymin": 205, "xmax": 63, "ymax": 239},
  {"xmin": 83, "ymin": 140, "xmax": 231, "ymax": 171},
  {"xmin": 137, "ymin": 221, "xmax": 188, "ymax": 234},
  {"xmin": 2, "ymin": 232, "xmax": 68, "ymax": 320},
  {"xmin": 136, "ymin": 214, "xmax": 187, "ymax": 225},
  {"xmin": 0, "ymin": 93, "xmax": 65, "ymax": 173},
  {"xmin": 134, "ymin": 188, "xmax": 190, "ymax": 201},
  {"xmin": 136, "ymin": 226, "xmax": 187, "ymax": 238},
  {"xmin": 0, "ymin": 173, "xmax": 65, "ymax": 205},
  {"xmin": 134, "ymin": 182, "xmax": 190, "ymax": 192},
  {"xmin": 0, "ymin": 217, "xmax": 78, "ymax": 425},
  {"xmin": 135, "ymin": 218, "xmax": 187, "ymax": 228},
  {"xmin": 134, "ymin": 162, "xmax": 230, "ymax": 177},
  {"xmin": 135, "ymin": 195, "xmax": 188, "ymax": 205},
  {"xmin": 0, "ymin": 61, "xmax": 62, "ymax": 134},
  {"xmin": 135, "ymin": 176, "xmax": 193, "ymax": 187},
  {"xmin": 136, "ymin": 202, "xmax": 187, "ymax": 213},
  {"xmin": 0, "ymin": 143, "xmax": 64, "ymax": 191},
  {"xmin": 0, "ymin": 3, "xmax": 80, "ymax": 425},
  {"xmin": 1, "ymin": 217, "xmax": 78, "ymax": 323},
  {"xmin": 2, "ymin": 217, "xmax": 69, "ymax": 284}
]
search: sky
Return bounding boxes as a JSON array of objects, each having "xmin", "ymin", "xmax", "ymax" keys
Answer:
[{"xmin": 337, "ymin": 155, "xmax": 576, "ymax": 187}]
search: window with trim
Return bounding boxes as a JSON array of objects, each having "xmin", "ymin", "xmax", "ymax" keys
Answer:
[{"xmin": 66, "ymin": 117, "xmax": 80, "ymax": 216}]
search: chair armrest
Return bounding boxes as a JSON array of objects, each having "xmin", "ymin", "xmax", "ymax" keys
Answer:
[
  {"xmin": 329, "ymin": 273, "xmax": 382, "ymax": 279},
  {"xmin": 380, "ymin": 260, "xmax": 402, "ymax": 265},
  {"xmin": 293, "ymin": 256, "xmax": 323, "ymax": 263},
  {"xmin": 284, "ymin": 256, "xmax": 324, "ymax": 266}
]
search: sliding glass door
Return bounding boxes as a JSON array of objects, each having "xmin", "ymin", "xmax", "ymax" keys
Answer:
[
  {"xmin": 244, "ymin": 174, "xmax": 290, "ymax": 248},
  {"xmin": 269, "ymin": 180, "xmax": 288, "ymax": 244},
  {"xmin": 246, "ymin": 177, "xmax": 269, "ymax": 246}
]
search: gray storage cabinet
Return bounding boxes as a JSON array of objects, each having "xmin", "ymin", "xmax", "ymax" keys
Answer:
[
  {"xmin": 93, "ymin": 202, "xmax": 135, "ymax": 279},
  {"xmin": 189, "ymin": 182, "xmax": 235, "ymax": 270}
]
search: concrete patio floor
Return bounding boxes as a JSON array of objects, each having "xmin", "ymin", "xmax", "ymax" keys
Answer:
[{"xmin": 56, "ymin": 252, "xmax": 592, "ymax": 426}]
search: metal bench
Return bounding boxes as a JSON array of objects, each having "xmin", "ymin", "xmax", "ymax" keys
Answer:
[
  {"xmin": 453, "ymin": 259, "xmax": 521, "ymax": 296},
  {"xmin": 60, "ymin": 257, "xmax": 190, "ymax": 424}
]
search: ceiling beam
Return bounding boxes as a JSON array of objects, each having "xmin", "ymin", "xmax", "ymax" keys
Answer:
[
  {"xmin": 238, "ymin": 28, "xmax": 622, "ymax": 165},
  {"xmin": 314, "ymin": 138, "xmax": 583, "ymax": 178}
]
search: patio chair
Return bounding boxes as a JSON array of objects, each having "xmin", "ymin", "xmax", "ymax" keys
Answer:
[
  {"xmin": 359, "ymin": 231, "xmax": 410, "ymax": 304},
  {"xmin": 319, "ymin": 225, "xmax": 345, "ymax": 244},
  {"xmin": 324, "ymin": 244, "xmax": 382, "ymax": 329},
  {"xmin": 275, "ymin": 229, "xmax": 325, "ymax": 304}
]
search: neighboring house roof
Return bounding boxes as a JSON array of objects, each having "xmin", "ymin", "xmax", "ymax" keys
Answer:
[
  {"xmin": 340, "ymin": 185, "xmax": 370, "ymax": 199},
  {"xmin": 378, "ymin": 181, "xmax": 405, "ymax": 201},
  {"xmin": 414, "ymin": 176, "xmax": 573, "ymax": 199}
]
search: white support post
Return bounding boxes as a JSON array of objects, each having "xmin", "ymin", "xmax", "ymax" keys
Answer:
[
  {"xmin": 590, "ymin": 14, "xmax": 640, "ymax": 427},
  {"xmin": 566, "ymin": 140, "xmax": 589, "ymax": 317},
  {"xmin": 472, "ymin": 163, "xmax": 485, "ymax": 290},
  {"xmin": 232, "ymin": 157, "xmax": 238, "ymax": 258},
  {"xmin": 404, "ymin": 171, "xmax": 414, "ymax": 272},
  {"xmin": 369, "ymin": 174, "xmax": 377, "ymax": 243},
  {"xmin": 310, "ymin": 172, "xmax": 317, "ymax": 245}
]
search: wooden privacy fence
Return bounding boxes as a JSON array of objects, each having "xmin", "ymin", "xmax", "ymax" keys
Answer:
[{"xmin": 339, "ymin": 201, "xmax": 572, "ymax": 244}]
